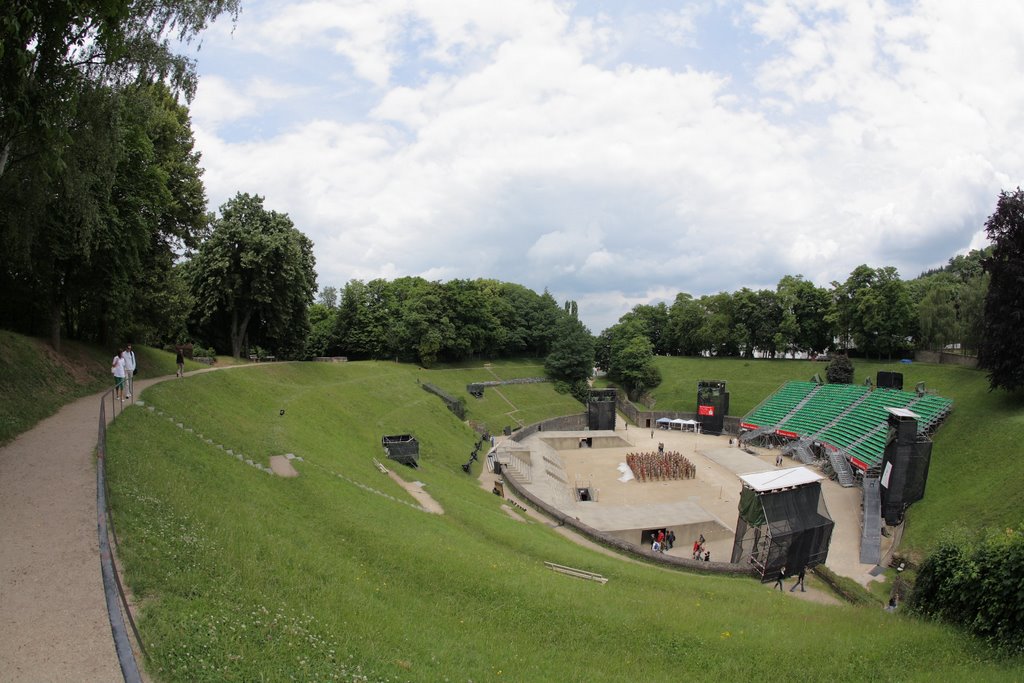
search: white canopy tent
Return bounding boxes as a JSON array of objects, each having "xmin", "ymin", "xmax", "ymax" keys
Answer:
[{"xmin": 671, "ymin": 418, "xmax": 700, "ymax": 432}]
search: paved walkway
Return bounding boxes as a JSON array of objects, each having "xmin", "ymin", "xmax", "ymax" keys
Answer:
[{"xmin": 0, "ymin": 375, "xmax": 169, "ymax": 681}]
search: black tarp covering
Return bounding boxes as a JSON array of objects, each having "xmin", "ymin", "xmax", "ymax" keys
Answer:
[{"xmin": 731, "ymin": 481, "xmax": 834, "ymax": 581}]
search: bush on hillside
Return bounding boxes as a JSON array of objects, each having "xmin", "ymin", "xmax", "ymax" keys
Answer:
[
  {"xmin": 908, "ymin": 525, "xmax": 1024, "ymax": 654},
  {"xmin": 826, "ymin": 354, "xmax": 854, "ymax": 384}
]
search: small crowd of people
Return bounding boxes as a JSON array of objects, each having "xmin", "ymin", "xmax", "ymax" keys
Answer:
[
  {"xmin": 110, "ymin": 343, "xmax": 137, "ymax": 402},
  {"xmin": 773, "ymin": 565, "xmax": 806, "ymax": 592},
  {"xmin": 626, "ymin": 449, "xmax": 696, "ymax": 482},
  {"xmin": 691, "ymin": 534, "xmax": 711, "ymax": 562},
  {"xmin": 649, "ymin": 528, "xmax": 676, "ymax": 553}
]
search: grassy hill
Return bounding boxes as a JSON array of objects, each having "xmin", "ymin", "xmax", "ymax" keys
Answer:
[
  {"xmin": 643, "ymin": 356, "xmax": 1024, "ymax": 554},
  {"xmin": 0, "ymin": 330, "xmax": 223, "ymax": 445},
  {"xmin": 103, "ymin": 361, "xmax": 1021, "ymax": 681},
  {"xmin": 0, "ymin": 331, "xmax": 113, "ymax": 444}
]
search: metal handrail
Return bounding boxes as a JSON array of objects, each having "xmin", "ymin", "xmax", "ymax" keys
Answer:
[{"xmin": 96, "ymin": 387, "xmax": 143, "ymax": 683}]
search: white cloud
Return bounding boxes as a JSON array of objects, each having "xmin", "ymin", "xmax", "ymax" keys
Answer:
[
  {"xmin": 190, "ymin": 75, "xmax": 255, "ymax": 127},
  {"xmin": 189, "ymin": 0, "xmax": 1024, "ymax": 332}
]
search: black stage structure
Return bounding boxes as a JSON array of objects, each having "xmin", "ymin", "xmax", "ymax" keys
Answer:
[
  {"xmin": 731, "ymin": 468, "xmax": 834, "ymax": 582},
  {"xmin": 587, "ymin": 389, "xmax": 617, "ymax": 431},
  {"xmin": 880, "ymin": 408, "xmax": 932, "ymax": 526},
  {"xmin": 382, "ymin": 434, "xmax": 420, "ymax": 467},
  {"xmin": 696, "ymin": 380, "xmax": 729, "ymax": 435}
]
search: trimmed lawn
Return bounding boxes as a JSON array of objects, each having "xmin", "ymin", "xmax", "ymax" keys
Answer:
[{"xmin": 104, "ymin": 361, "xmax": 1022, "ymax": 681}]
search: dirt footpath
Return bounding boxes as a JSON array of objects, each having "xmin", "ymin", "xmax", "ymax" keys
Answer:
[
  {"xmin": 0, "ymin": 371, "xmax": 196, "ymax": 682},
  {"xmin": 0, "ymin": 392, "xmax": 131, "ymax": 681}
]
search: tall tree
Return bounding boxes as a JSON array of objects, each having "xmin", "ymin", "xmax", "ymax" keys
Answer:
[
  {"xmin": 697, "ymin": 292, "xmax": 740, "ymax": 356},
  {"xmin": 776, "ymin": 275, "xmax": 834, "ymax": 356},
  {"xmin": 664, "ymin": 292, "xmax": 706, "ymax": 356},
  {"xmin": 602, "ymin": 317, "xmax": 662, "ymax": 400},
  {"xmin": 916, "ymin": 276, "xmax": 958, "ymax": 352},
  {"xmin": 611, "ymin": 335, "xmax": 661, "ymax": 401},
  {"xmin": 978, "ymin": 188, "xmax": 1024, "ymax": 391},
  {"xmin": 0, "ymin": 1, "xmax": 236, "ymax": 349},
  {"xmin": 190, "ymin": 193, "xmax": 317, "ymax": 359},
  {"xmin": 0, "ymin": 0, "xmax": 239, "ymax": 180},
  {"xmin": 545, "ymin": 317, "xmax": 594, "ymax": 387},
  {"xmin": 832, "ymin": 265, "xmax": 913, "ymax": 358}
]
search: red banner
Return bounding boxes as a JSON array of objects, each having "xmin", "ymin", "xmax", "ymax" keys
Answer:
[
  {"xmin": 777, "ymin": 430, "xmax": 798, "ymax": 439},
  {"xmin": 698, "ymin": 405, "xmax": 714, "ymax": 416}
]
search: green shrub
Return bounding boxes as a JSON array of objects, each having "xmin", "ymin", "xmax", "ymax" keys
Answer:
[
  {"xmin": 826, "ymin": 354, "xmax": 855, "ymax": 384},
  {"xmin": 909, "ymin": 525, "xmax": 1024, "ymax": 653}
]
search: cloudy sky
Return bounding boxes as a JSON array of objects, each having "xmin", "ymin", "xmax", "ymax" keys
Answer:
[{"xmin": 186, "ymin": 0, "xmax": 1024, "ymax": 332}]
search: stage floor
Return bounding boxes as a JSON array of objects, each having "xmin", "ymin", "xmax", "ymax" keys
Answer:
[{"xmin": 501, "ymin": 426, "xmax": 885, "ymax": 583}]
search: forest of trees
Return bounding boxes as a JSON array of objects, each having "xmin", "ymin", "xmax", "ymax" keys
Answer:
[
  {"xmin": 594, "ymin": 250, "xmax": 990, "ymax": 368},
  {"xmin": 0, "ymin": 1, "xmax": 241, "ymax": 351},
  {"xmin": 308, "ymin": 278, "xmax": 577, "ymax": 366}
]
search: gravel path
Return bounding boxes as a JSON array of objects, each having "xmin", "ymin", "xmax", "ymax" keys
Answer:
[
  {"xmin": 0, "ymin": 374, "xmax": 175, "ymax": 682},
  {"xmin": 1, "ymin": 391, "xmax": 123, "ymax": 680}
]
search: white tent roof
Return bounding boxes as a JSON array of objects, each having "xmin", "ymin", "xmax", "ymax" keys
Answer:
[
  {"xmin": 655, "ymin": 417, "xmax": 672, "ymax": 423},
  {"xmin": 739, "ymin": 467, "xmax": 822, "ymax": 492}
]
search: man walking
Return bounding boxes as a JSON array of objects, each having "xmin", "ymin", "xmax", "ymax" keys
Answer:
[
  {"xmin": 122, "ymin": 344, "xmax": 137, "ymax": 398},
  {"xmin": 774, "ymin": 566, "xmax": 787, "ymax": 590},
  {"xmin": 790, "ymin": 566, "xmax": 806, "ymax": 592}
]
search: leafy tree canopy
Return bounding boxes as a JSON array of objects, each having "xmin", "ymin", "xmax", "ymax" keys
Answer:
[
  {"xmin": 544, "ymin": 317, "xmax": 595, "ymax": 386},
  {"xmin": 978, "ymin": 188, "xmax": 1024, "ymax": 391},
  {"xmin": 189, "ymin": 193, "xmax": 317, "ymax": 359},
  {"xmin": 825, "ymin": 354, "xmax": 854, "ymax": 384}
]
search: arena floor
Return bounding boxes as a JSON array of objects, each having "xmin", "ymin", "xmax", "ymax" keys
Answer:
[{"xmin": 493, "ymin": 421, "xmax": 888, "ymax": 586}]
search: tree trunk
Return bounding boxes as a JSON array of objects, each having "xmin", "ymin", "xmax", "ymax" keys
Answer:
[
  {"xmin": 48, "ymin": 301, "xmax": 62, "ymax": 352},
  {"xmin": 0, "ymin": 139, "xmax": 10, "ymax": 180},
  {"xmin": 230, "ymin": 308, "xmax": 252, "ymax": 359}
]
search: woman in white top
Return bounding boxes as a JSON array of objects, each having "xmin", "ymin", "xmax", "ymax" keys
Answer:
[{"xmin": 111, "ymin": 350, "xmax": 126, "ymax": 401}]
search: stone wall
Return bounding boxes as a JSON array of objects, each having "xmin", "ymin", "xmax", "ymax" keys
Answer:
[
  {"xmin": 915, "ymin": 350, "xmax": 978, "ymax": 368},
  {"xmin": 616, "ymin": 390, "xmax": 741, "ymax": 435},
  {"xmin": 510, "ymin": 413, "xmax": 588, "ymax": 441}
]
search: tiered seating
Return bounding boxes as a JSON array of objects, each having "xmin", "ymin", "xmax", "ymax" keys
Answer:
[
  {"xmin": 778, "ymin": 384, "xmax": 867, "ymax": 436},
  {"xmin": 743, "ymin": 382, "xmax": 953, "ymax": 474},
  {"xmin": 821, "ymin": 388, "xmax": 914, "ymax": 456},
  {"xmin": 742, "ymin": 381, "xmax": 818, "ymax": 429},
  {"xmin": 907, "ymin": 394, "xmax": 954, "ymax": 432}
]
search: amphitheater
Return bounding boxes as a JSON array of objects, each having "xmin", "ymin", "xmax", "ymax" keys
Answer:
[{"xmin": 486, "ymin": 379, "xmax": 952, "ymax": 585}]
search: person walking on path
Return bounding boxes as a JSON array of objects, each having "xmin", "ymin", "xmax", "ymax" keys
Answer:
[
  {"xmin": 121, "ymin": 343, "xmax": 137, "ymax": 398},
  {"xmin": 175, "ymin": 345, "xmax": 185, "ymax": 378},
  {"xmin": 666, "ymin": 529, "xmax": 676, "ymax": 550},
  {"xmin": 790, "ymin": 566, "xmax": 806, "ymax": 592},
  {"xmin": 774, "ymin": 566, "xmax": 787, "ymax": 590},
  {"xmin": 111, "ymin": 349, "xmax": 127, "ymax": 401}
]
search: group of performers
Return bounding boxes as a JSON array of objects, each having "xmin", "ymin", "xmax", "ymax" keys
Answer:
[{"xmin": 626, "ymin": 449, "xmax": 696, "ymax": 482}]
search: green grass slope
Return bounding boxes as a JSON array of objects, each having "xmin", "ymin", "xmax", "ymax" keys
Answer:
[
  {"xmin": 411, "ymin": 361, "xmax": 581, "ymax": 434},
  {"xmin": 645, "ymin": 356, "xmax": 1024, "ymax": 553},
  {"xmin": 106, "ymin": 362, "xmax": 1021, "ymax": 682},
  {"xmin": 0, "ymin": 331, "xmax": 210, "ymax": 445},
  {"xmin": 0, "ymin": 331, "xmax": 112, "ymax": 444}
]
